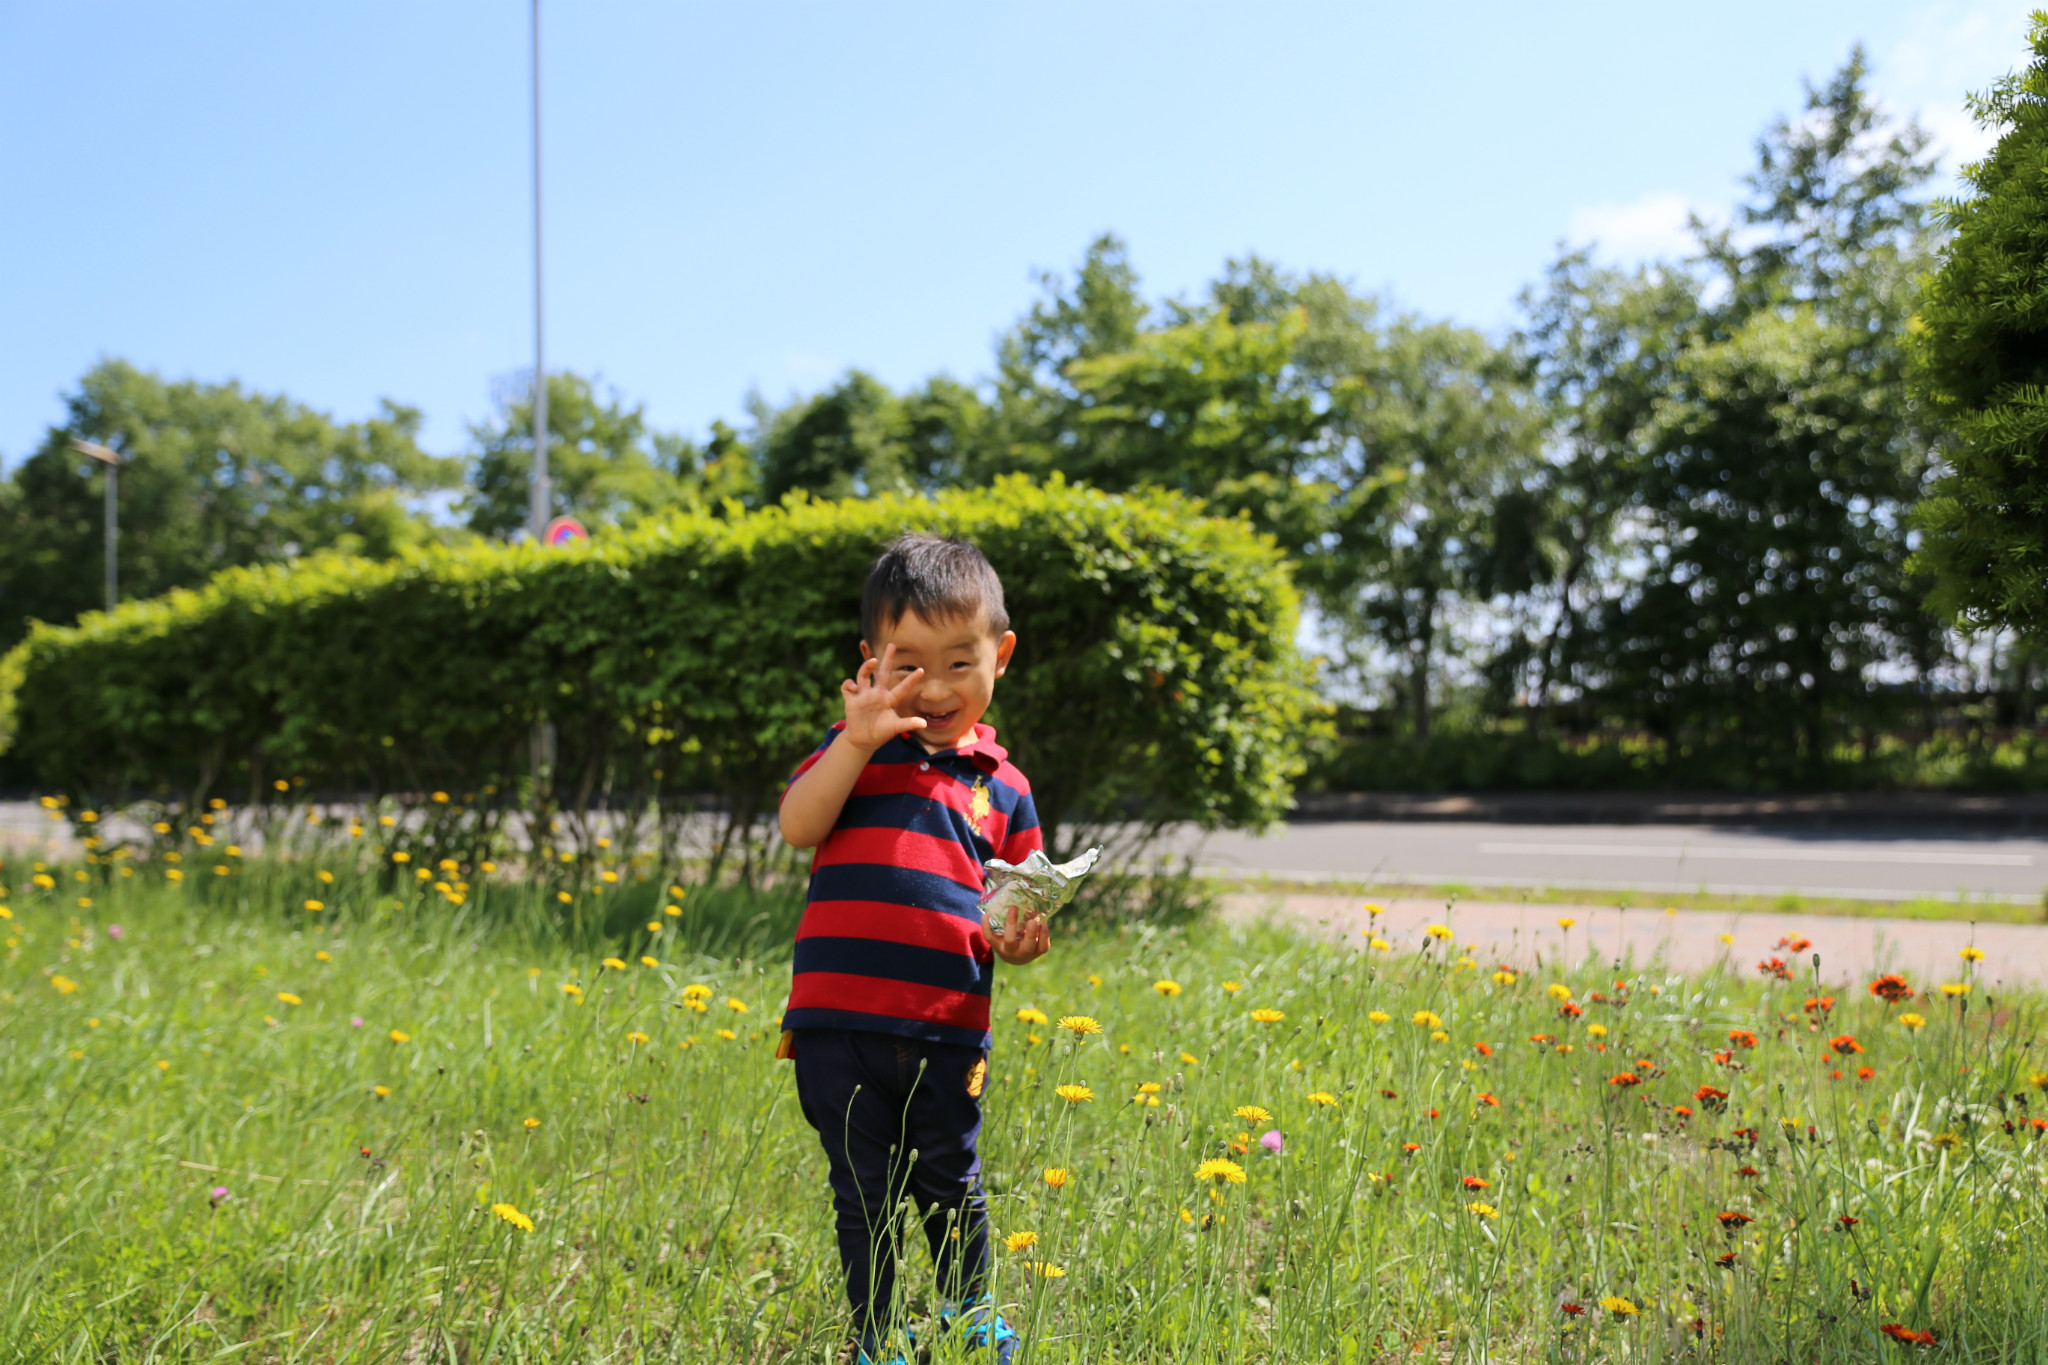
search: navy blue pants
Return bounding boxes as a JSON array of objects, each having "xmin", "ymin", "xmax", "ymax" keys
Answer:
[{"xmin": 792, "ymin": 1028, "xmax": 993, "ymax": 1350}]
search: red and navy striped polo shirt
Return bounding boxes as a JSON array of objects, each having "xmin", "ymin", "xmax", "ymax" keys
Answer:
[{"xmin": 780, "ymin": 721, "xmax": 1042, "ymax": 1048}]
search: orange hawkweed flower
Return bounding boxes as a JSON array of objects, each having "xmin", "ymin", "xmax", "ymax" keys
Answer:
[
  {"xmin": 1608, "ymin": 1073, "xmax": 1641, "ymax": 1088},
  {"xmin": 1476, "ymin": 1093, "xmax": 1500, "ymax": 1107},
  {"xmin": 1869, "ymin": 974, "xmax": 1914, "ymax": 1003},
  {"xmin": 1756, "ymin": 957, "xmax": 1792, "ymax": 981},
  {"xmin": 1462, "ymin": 1176, "xmax": 1490, "ymax": 1189},
  {"xmin": 1672, "ymin": 1104, "xmax": 1695, "ymax": 1118},
  {"xmin": 1473, "ymin": 1042, "xmax": 1493, "ymax": 1057},
  {"xmin": 1828, "ymin": 1034, "xmax": 1862, "ymax": 1055},
  {"xmin": 1716, "ymin": 1211, "xmax": 1754, "ymax": 1230},
  {"xmin": 1881, "ymin": 1325, "xmax": 1937, "ymax": 1346},
  {"xmin": 1557, "ymin": 1002, "xmax": 1584, "ymax": 1018},
  {"xmin": 1802, "ymin": 995, "xmax": 1834, "ymax": 1014},
  {"xmin": 1727, "ymin": 1029, "xmax": 1759, "ymax": 1049},
  {"xmin": 1857, "ymin": 1066, "xmax": 1875, "ymax": 1081},
  {"xmin": 1695, "ymin": 1085, "xmax": 1728, "ymax": 1110},
  {"xmin": 1400, "ymin": 1142, "xmax": 1421, "ymax": 1152}
]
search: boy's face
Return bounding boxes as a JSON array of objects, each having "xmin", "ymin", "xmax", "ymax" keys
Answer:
[{"xmin": 861, "ymin": 608, "xmax": 1016, "ymax": 752}]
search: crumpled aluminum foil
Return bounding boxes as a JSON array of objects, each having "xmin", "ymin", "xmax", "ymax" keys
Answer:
[{"xmin": 980, "ymin": 846, "xmax": 1103, "ymax": 936}]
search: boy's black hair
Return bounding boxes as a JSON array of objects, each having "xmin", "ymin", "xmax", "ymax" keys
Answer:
[{"xmin": 860, "ymin": 534, "xmax": 1010, "ymax": 642}]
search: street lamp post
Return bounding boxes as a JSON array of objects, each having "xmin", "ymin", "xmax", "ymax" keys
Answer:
[{"xmin": 71, "ymin": 438, "xmax": 122, "ymax": 610}]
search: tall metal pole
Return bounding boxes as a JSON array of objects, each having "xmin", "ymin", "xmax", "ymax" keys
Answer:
[
  {"xmin": 527, "ymin": 0, "xmax": 549, "ymax": 543},
  {"xmin": 72, "ymin": 440, "xmax": 122, "ymax": 610},
  {"xmin": 104, "ymin": 461, "xmax": 117, "ymax": 610}
]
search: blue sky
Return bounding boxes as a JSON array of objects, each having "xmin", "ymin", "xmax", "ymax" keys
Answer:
[{"xmin": 0, "ymin": 1, "xmax": 2027, "ymax": 467}]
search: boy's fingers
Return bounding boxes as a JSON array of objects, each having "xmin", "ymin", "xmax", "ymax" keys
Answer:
[{"xmin": 885, "ymin": 667, "xmax": 925, "ymax": 704}]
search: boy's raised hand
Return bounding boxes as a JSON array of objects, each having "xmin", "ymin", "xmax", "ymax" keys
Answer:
[
  {"xmin": 992, "ymin": 904, "xmax": 1052, "ymax": 965},
  {"xmin": 841, "ymin": 643, "xmax": 927, "ymax": 751}
]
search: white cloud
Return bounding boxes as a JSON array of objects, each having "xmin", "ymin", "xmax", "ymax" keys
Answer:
[
  {"xmin": 1563, "ymin": 190, "xmax": 1704, "ymax": 265},
  {"xmin": 1877, "ymin": 1, "xmax": 2033, "ymax": 179}
]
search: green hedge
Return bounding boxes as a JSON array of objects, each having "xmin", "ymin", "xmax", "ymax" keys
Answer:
[{"xmin": 0, "ymin": 477, "xmax": 1316, "ymax": 858}]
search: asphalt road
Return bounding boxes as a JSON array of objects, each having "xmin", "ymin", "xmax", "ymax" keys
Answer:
[
  {"xmin": 1168, "ymin": 821, "xmax": 2048, "ymax": 904},
  {"xmin": 7, "ymin": 801, "xmax": 2043, "ymax": 904}
]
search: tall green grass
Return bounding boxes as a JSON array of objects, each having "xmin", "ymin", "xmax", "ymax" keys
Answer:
[{"xmin": 3, "ymin": 857, "xmax": 2045, "ymax": 1362}]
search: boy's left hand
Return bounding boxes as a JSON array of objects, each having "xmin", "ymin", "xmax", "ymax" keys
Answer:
[{"xmin": 992, "ymin": 905, "xmax": 1051, "ymax": 965}]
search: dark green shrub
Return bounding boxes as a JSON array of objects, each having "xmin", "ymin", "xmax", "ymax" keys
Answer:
[{"xmin": 1, "ymin": 477, "xmax": 1317, "ymax": 860}]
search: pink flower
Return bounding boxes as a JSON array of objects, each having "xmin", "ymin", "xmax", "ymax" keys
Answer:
[
  {"xmin": 351, "ymin": 1017, "xmax": 365, "ymax": 1028},
  {"xmin": 1259, "ymin": 1129, "xmax": 1285, "ymax": 1154},
  {"xmin": 105, "ymin": 924, "xmax": 124, "ymax": 940},
  {"xmin": 209, "ymin": 1186, "xmax": 230, "ymax": 1206}
]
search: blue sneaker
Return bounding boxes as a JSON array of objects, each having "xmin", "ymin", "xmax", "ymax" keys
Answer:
[
  {"xmin": 857, "ymin": 1348, "xmax": 909, "ymax": 1365},
  {"xmin": 937, "ymin": 1295, "xmax": 1019, "ymax": 1363}
]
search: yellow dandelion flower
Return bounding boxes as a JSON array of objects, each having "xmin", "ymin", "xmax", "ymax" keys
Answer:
[
  {"xmin": 1153, "ymin": 979, "xmax": 1182, "ymax": 996},
  {"xmin": 1491, "ymin": 969, "xmax": 1517, "ymax": 985},
  {"xmin": 1557, "ymin": 917, "xmax": 1577, "ymax": 930},
  {"xmin": 1466, "ymin": 1202, "xmax": 1498, "ymax": 1218},
  {"xmin": 717, "ymin": 1028, "xmax": 737, "ymax": 1040},
  {"xmin": 1006, "ymin": 1230, "xmax": 1038, "ymax": 1251},
  {"xmin": 51, "ymin": 975, "xmax": 79, "ymax": 995},
  {"xmin": 1043, "ymin": 1167, "xmax": 1069, "ymax": 1189},
  {"xmin": 1430, "ymin": 1029, "xmax": 1450, "ymax": 1042},
  {"xmin": 389, "ymin": 1029, "xmax": 411, "ymax": 1043},
  {"xmin": 1086, "ymin": 973, "xmax": 1102, "ymax": 987},
  {"xmin": 727, "ymin": 997, "xmax": 748, "ymax": 1013},
  {"xmin": 1585, "ymin": 1023, "xmax": 1608, "ymax": 1038},
  {"xmin": 602, "ymin": 957, "xmax": 627, "ymax": 971},
  {"xmin": 1233, "ymin": 1104, "xmax": 1272, "ymax": 1123},
  {"xmin": 1961, "ymin": 945, "xmax": 1985, "ymax": 962},
  {"xmin": 1368, "ymin": 1010, "xmax": 1391, "ymax": 1024},
  {"xmin": 1599, "ymin": 1296, "xmax": 1638, "ymax": 1317},
  {"xmin": 559, "ymin": 982, "xmax": 583, "ymax": 997},
  {"xmin": 392, "ymin": 851, "xmax": 411, "ymax": 864},
  {"xmin": 1424, "ymin": 923, "xmax": 1453, "ymax": 940},
  {"xmin": 523, "ymin": 1117, "xmax": 541, "ymax": 1129},
  {"xmin": 1368, "ymin": 936, "xmax": 1392, "ymax": 951},
  {"xmin": 156, "ymin": 1059, "xmax": 170, "ymax": 1070},
  {"xmin": 1179, "ymin": 1051, "xmax": 1200, "ymax": 1066},
  {"xmin": 315, "ymin": 950, "xmax": 332, "ymax": 962},
  {"xmin": 646, "ymin": 921, "xmax": 661, "ymax": 933},
  {"xmin": 275, "ymin": 992, "xmax": 302, "ymax": 1006},
  {"xmin": 1365, "ymin": 901, "xmax": 1385, "ymax": 917},
  {"xmin": 1055, "ymin": 1084, "xmax": 1094, "ymax": 1104},
  {"xmin": 683, "ymin": 983, "xmax": 713, "ymax": 1000},
  {"xmin": 1029, "ymin": 1262, "xmax": 1066, "ymax": 1278},
  {"xmin": 664, "ymin": 903, "xmax": 682, "ymax": 916},
  {"xmin": 640, "ymin": 956, "xmax": 658, "ymax": 968},
  {"xmin": 1307, "ymin": 1090, "xmax": 1336, "ymax": 1106},
  {"xmin": 1718, "ymin": 932, "xmax": 1734, "ymax": 945},
  {"xmin": 1249, "ymin": 1008, "xmax": 1285, "ymax": 1024},
  {"xmin": 373, "ymin": 1085, "xmax": 391, "ymax": 1097},
  {"xmin": 1546, "ymin": 983, "xmax": 1573, "ymax": 1000},
  {"xmin": 627, "ymin": 1031, "xmax": 650, "ymax": 1045},
  {"xmin": 1015, "ymin": 1007, "xmax": 1049, "ymax": 1025},
  {"xmin": 1194, "ymin": 1158, "xmax": 1246, "ymax": 1185},
  {"xmin": 1412, "ymin": 1010, "xmax": 1442, "ymax": 1029},
  {"xmin": 1136, "ymin": 1081, "xmax": 1163, "ymax": 1094},
  {"xmin": 1057, "ymin": 1015, "xmax": 1102, "ymax": 1036},
  {"xmin": 1940, "ymin": 982, "xmax": 1970, "ymax": 997},
  {"xmin": 556, "ymin": 891, "xmax": 572, "ymax": 903},
  {"xmin": 490, "ymin": 1202, "xmax": 535, "ymax": 1232}
]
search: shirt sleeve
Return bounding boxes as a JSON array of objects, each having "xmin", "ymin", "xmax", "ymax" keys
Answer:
[
  {"xmin": 779, "ymin": 722, "xmax": 846, "ymax": 806},
  {"xmin": 997, "ymin": 789, "xmax": 1043, "ymax": 862}
]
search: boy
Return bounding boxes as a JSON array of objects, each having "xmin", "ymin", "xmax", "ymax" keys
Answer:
[{"xmin": 778, "ymin": 534, "xmax": 1049, "ymax": 1365}]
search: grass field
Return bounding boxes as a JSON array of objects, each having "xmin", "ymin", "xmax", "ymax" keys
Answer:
[{"xmin": 5, "ymin": 851, "xmax": 2047, "ymax": 1363}]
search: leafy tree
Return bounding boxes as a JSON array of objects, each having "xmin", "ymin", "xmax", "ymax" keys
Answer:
[
  {"xmin": 1575, "ymin": 51, "xmax": 1946, "ymax": 765},
  {"xmin": 465, "ymin": 372, "xmax": 692, "ymax": 536},
  {"xmin": 0, "ymin": 359, "xmax": 459, "ymax": 651},
  {"xmin": 1910, "ymin": 14, "xmax": 2048, "ymax": 639}
]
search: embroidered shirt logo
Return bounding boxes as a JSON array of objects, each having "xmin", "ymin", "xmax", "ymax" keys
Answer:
[{"xmin": 968, "ymin": 779, "xmax": 993, "ymax": 835}]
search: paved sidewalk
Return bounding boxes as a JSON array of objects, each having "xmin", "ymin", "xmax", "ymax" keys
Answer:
[{"xmin": 1223, "ymin": 893, "xmax": 2048, "ymax": 993}]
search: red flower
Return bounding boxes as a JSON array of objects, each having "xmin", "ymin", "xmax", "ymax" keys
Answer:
[
  {"xmin": 1732, "ymin": 1127, "xmax": 1758, "ymax": 1143},
  {"xmin": 1477, "ymin": 1093, "xmax": 1500, "ymax": 1107},
  {"xmin": 1400, "ymin": 1142, "xmax": 1421, "ymax": 1152},
  {"xmin": 1756, "ymin": 957, "xmax": 1792, "ymax": 981},
  {"xmin": 1776, "ymin": 936, "xmax": 1812, "ymax": 954},
  {"xmin": 1802, "ymin": 994, "xmax": 1834, "ymax": 1014},
  {"xmin": 1635, "ymin": 1058, "xmax": 1656, "ymax": 1071},
  {"xmin": 1829, "ymin": 1034, "xmax": 1863, "ymax": 1056},
  {"xmin": 1715, "ymin": 1252, "xmax": 1737, "ymax": 1267},
  {"xmin": 1728, "ymin": 1029, "xmax": 1759, "ymax": 1049},
  {"xmin": 1529, "ymin": 1033, "xmax": 1553, "ymax": 1045},
  {"xmin": 1736, "ymin": 1165, "xmax": 1760, "ymax": 1177},
  {"xmin": 1559, "ymin": 1302, "xmax": 1585, "ymax": 1316},
  {"xmin": 1380, "ymin": 1088, "xmax": 1398, "ymax": 1099},
  {"xmin": 1869, "ymin": 974, "xmax": 1914, "ymax": 1003},
  {"xmin": 1608, "ymin": 1073, "xmax": 1641, "ymax": 1088},
  {"xmin": 1857, "ymin": 1066, "xmax": 1875, "ymax": 1081},
  {"xmin": 1694, "ymin": 1085, "xmax": 1728, "ymax": 1111},
  {"xmin": 1836, "ymin": 1215, "xmax": 1859, "ymax": 1230},
  {"xmin": 1463, "ymin": 1175, "xmax": 1489, "ymax": 1188},
  {"xmin": 1716, "ymin": 1210, "xmax": 1754, "ymax": 1230},
  {"xmin": 1473, "ymin": 1041, "xmax": 1493, "ymax": 1057},
  {"xmin": 1712, "ymin": 1049, "xmax": 1736, "ymax": 1067},
  {"xmin": 1881, "ymin": 1324, "xmax": 1937, "ymax": 1345},
  {"xmin": 1672, "ymin": 1104, "xmax": 1695, "ymax": 1118},
  {"xmin": 1558, "ymin": 1002, "xmax": 1584, "ymax": 1018},
  {"xmin": 1427, "ymin": 1108, "xmax": 1441, "ymax": 1119}
]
